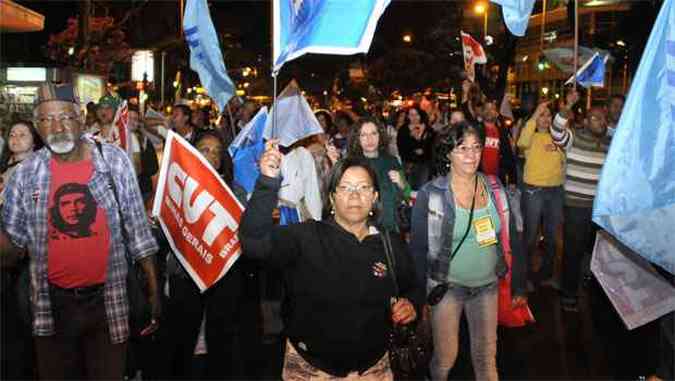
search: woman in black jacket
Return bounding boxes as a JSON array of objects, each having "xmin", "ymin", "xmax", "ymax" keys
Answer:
[
  {"xmin": 240, "ymin": 140, "xmax": 420, "ymax": 379},
  {"xmin": 396, "ymin": 106, "xmax": 435, "ymax": 190}
]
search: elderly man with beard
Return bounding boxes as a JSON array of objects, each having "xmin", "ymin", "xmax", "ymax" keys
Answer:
[{"xmin": 0, "ymin": 83, "xmax": 160, "ymax": 379}]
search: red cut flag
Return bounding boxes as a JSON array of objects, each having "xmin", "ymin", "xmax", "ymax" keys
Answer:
[
  {"xmin": 112, "ymin": 100, "xmax": 132, "ymax": 157},
  {"xmin": 152, "ymin": 131, "xmax": 244, "ymax": 291},
  {"xmin": 461, "ymin": 31, "xmax": 487, "ymax": 82}
]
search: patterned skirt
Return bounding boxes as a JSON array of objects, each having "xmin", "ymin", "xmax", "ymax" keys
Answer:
[{"xmin": 282, "ymin": 340, "xmax": 394, "ymax": 381}]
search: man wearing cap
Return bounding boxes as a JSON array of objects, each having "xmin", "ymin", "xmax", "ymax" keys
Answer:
[{"xmin": 0, "ymin": 83, "xmax": 161, "ymax": 379}]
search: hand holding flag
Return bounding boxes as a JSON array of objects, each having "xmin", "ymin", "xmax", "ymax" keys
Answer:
[{"xmin": 461, "ymin": 31, "xmax": 487, "ymax": 82}]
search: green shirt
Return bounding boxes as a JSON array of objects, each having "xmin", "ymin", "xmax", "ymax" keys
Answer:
[
  {"xmin": 365, "ymin": 153, "xmax": 405, "ymax": 232},
  {"xmin": 447, "ymin": 195, "xmax": 501, "ymax": 287}
]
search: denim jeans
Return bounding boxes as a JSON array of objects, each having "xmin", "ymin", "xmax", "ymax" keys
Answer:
[
  {"xmin": 561, "ymin": 206, "xmax": 599, "ymax": 299},
  {"xmin": 521, "ymin": 185, "xmax": 563, "ymax": 282},
  {"xmin": 430, "ymin": 282, "xmax": 498, "ymax": 381}
]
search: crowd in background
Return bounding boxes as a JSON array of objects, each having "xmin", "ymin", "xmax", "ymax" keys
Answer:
[{"xmin": 0, "ymin": 74, "xmax": 673, "ymax": 381}]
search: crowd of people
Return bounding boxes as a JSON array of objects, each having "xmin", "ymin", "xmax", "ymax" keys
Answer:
[{"xmin": 0, "ymin": 75, "xmax": 673, "ymax": 381}]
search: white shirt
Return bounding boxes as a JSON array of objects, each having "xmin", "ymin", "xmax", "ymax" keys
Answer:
[{"xmin": 279, "ymin": 146, "xmax": 322, "ymax": 221}]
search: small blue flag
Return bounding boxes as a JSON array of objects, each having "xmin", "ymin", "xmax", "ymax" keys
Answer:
[
  {"xmin": 593, "ymin": 0, "xmax": 675, "ymax": 275},
  {"xmin": 565, "ymin": 52, "xmax": 608, "ymax": 88},
  {"xmin": 273, "ymin": 0, "xmax": 391, "ymax": 72},
  {"xmin": 264, "ymin": 80, "xmax": 324, "ymax": 147},
  {"xmin": 229, "ymin": 107, "xmax": 268, "ymax": 194},
  {"xmin": 183, "ymin": 0, "xmax": 235, "ymax": 112},
  {"xmin": 490, "ymin": 0, "xmax": 535, "ymax": 37}
]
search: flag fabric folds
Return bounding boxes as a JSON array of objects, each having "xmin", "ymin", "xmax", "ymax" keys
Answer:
[
  {"xmin": 183, "ymin": 0, "xmax": 235, "ymax": 112},
  {"xmin": 565, "ymin": 52, "xmax": 608, "ymax": 88},
  {"xmin": 593, "ymin": 0, "xmax": 675, "ymax": 275},
  {"xmin": 272, "ymin": 0, "xmax": 391, "ymax": 72},
  {"xmin": 229, "ymin": 107, "xmax": 269, "ymax": 194},
  {"xmin": 112, "ymin": 100, "xmax": 132, "ymax": 158},
  {"xmin": 490, "ymin": 0, "xmax": 535, "ymax": 37},
  {"xmin": 263, "ymin": 80, "xmax": 324, "ymax": 147},
  {"xmin": 461, "ymin": 31, "xmax": 487, "ymax": 82}
]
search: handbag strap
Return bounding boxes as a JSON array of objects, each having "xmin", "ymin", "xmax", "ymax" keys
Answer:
[
  {"xmin": 380, "ymin": 230, "xmax": 399, "ymax": 296},
  {"xmin": 447, "ymin": 174, "xmax": 478, "ymax": 264},
  {"xmin": 486, "ymin": 175, "xmax": 510, "ymax": 253}
]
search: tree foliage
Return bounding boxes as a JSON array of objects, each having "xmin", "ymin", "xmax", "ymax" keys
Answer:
[{"xmin": 46, "ymin": 16, "xmax": 132, "ymax": 76}]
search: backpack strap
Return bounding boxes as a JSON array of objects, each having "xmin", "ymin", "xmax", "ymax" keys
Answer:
[{"xmin": 486, "ymin": 175, "xmax": 511, "ymax": 254}]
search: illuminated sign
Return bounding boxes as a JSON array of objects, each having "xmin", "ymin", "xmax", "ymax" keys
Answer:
[{"xmin": 6, "ymin": 67, "xmax": 46, "ymax": 82}]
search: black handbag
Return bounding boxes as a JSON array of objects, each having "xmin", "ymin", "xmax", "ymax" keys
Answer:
[
  {"xmin": 380, "ymin": 231, "xmax": 433, "ymax": 379},
  {"xmin": 395, "ymin": 199, "xmax": 413, "ymax": 233}
]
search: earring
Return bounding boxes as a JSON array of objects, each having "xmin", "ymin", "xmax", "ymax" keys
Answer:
[
  {"xmin": 330, "ymin": 208, "xmax": 335, "ymax": 215},
  {"xmin": 369, "ymin": 210, "xmax": 374, "ymax": 216},
  {"xmin": 445, "ymin": 163, "xmax": 451, "ymax": 168}
]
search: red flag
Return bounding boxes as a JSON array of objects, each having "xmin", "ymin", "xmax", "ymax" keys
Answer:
[
  {"xmin": 112, "ymin": 101, "xmax": 132, "ymax": 157},
  {"xmin": 461, "ymin": 31, "xmax": 487, "ymax": 82},
  {"xmin": 152, "ymin": 131, "xmax": 244, "ymax": 291}
]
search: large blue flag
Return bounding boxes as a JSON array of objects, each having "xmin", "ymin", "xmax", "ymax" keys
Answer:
[
  {"xmin": 183, "ymin": 0, "xmax": 235, "ymax": 112},
  {"xmin": 264, "ymin": 80, "xmax": 323, "ymax": 147},
  {"xmin": 273, "ymin": 0, "xmax": 391, "ymax": 72},
  {"xmin": 593, "ymin": 0, "xmax": 675, "ymax": 275},
  {"xmin": 490, "ymin": 0, "xmax": 535, "ymax": 37},
  {"xmin": 565, "ymin": 52, "xmax": 607, "ymax": 88},
  {"xmin": 229, "ymin": 107, "xmax": 268, "ymax": 194}
]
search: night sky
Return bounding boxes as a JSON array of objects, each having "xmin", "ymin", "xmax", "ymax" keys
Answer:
[{"xmin": 1, "ymin": 0, "xmax": 453, "ymax": 66}]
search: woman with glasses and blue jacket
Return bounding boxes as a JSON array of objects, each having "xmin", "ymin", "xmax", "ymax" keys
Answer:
[{"xmin": 410, "ymin": 122, "xmax": 527, "ymax": 381}]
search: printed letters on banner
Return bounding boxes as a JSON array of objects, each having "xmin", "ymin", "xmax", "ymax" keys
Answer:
[
  {"xmin": 152, "ymin": 131, "xmax": 244, "ymax": 291},
  {"xmin": 591, "ymin": 231, "xmax": 675, "ymax": 330}
]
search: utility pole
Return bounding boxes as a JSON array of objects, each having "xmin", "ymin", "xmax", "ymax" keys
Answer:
[{"xmin": 78, "ymin": 0, "xmax": 92, "ymax": 52}]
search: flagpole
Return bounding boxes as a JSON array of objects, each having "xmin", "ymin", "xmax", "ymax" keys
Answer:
[
  {"xmin": 573, "ymin": 0, "xmax": 579, "ymax": 91},
  {"xmin": 227, "ymin": 103, "xmax": 236, "ymax": 141},
  {"xmin": 272, "ymin": 72, "xmax": 278, "ymax": 140}
]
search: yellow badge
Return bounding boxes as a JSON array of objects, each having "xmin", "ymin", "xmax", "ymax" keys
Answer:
[{"xmin": 473, "ymin": 215, "xmax": 497, "ymax": 248}]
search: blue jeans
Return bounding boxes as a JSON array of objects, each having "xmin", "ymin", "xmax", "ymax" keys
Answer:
[
  {"xmin": 430, "ymin": 282, "xmax": 498, "ymax": 381},
  {"xmin": 521, "ymin": 184, "xmax": 563, "ymax": 282}
]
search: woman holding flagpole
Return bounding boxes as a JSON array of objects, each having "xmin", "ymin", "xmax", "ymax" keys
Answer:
[{"xmin": 240, "ymin": 140, "xmax": 420, "ymax": 380}]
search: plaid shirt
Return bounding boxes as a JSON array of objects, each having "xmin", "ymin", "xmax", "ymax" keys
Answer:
[{"xmin": 1, "ymin": 137, "xmax": 157, "ymax": 344}]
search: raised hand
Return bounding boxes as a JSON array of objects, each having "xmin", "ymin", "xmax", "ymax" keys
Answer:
[{"xmin": 260, "ymin": 139, "xmax": 283, "ymax": 178}]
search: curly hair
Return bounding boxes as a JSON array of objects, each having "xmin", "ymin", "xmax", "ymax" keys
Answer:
[
  {"xmin": 432, "ymin": 121, "xmax": 485, "ymax": 178},
  {"xmin": 346, "ymin": 117, "xmax": 390, "ymax": 158}
]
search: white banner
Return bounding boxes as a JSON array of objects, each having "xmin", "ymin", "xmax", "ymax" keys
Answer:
[{"xmin": 591, "ymin": 230, "xmax": 675, "ymax": 330}]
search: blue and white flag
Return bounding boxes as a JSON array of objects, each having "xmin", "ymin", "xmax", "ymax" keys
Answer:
[
  {"xmin": 593, "ymin": 0, "xmax": 675, "ymax": 275},
  {"xmin": 273, "ymin": 0, "xmax": 391, "ymax": 72},
  {"xmin": 565, "ymin": 52, "xmax": 608, "ymax": 88},
  {"xmin": 264, "ymin": 80, "xmax": 323, "ymax": 147},
  {"xmin": 183, "ymin": 0, "xmax": 235, "ymax": 112},
  {"xmin": 229, "ymin": 107, "xmax": 268, "ymax": 194},
  {"xmin": 490, "ymin": 0, "xmax": 535, "ymax": 37}
]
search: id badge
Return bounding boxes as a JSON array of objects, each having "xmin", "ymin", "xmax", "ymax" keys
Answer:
[{"xmin": 473, "ymin": 215, "xmax": 497, "ymax": 248}]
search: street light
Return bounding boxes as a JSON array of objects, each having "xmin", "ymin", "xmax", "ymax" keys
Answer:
[
  {"xmin": 402, "ymin": 33, "xmax": 413, "ymax": 44},
  {"xmin": 474, "ymin": 3, "xmax": 488, "ymax": 39}
]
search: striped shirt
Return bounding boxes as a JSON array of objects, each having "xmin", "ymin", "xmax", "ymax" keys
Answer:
[
  {"xmin": 1, "ymin": 137, "xmax": 158, "ymax": 343},
  {"xmin": 550, "ymin": 114, "xmax": 610, "ymax": 208}
]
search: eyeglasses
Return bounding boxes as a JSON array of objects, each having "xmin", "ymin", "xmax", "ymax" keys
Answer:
[
  {"xmin": 335, "ymin": 183, "xmax": 374, "ymax": 197},
  {"xmin": 35, "ymin": 113, "xmax": 78, "ymax": 128},
  {"xmin": 453, "ymin": 145, "xmax": 483, "ymax": 155}
]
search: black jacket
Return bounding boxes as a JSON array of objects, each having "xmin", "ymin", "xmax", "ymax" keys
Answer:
[{"xmin": 239, "ymin": 175, "xmax": 420, "ymax": 375}]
